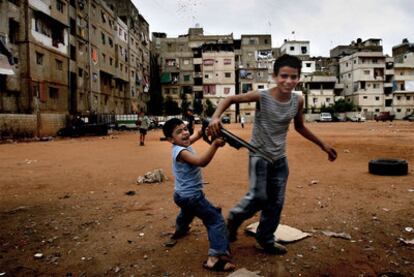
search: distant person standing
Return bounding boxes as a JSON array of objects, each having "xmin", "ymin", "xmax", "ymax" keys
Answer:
[
  {"xmin": 137, "ymin": 111, "xmax": 151, "ymax": 146},
  {"xmin": 184, "ymin": 108, "xmax": 195, "ymax": 135},
  {"xmin": 240, "ymin": 116, "xmax": 246, "ymax": 129}
]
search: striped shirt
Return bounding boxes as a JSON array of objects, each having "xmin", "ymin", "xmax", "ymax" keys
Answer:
[{"xmin": 250, "ymin": 89, "xmax": 299, "ymax": 160}]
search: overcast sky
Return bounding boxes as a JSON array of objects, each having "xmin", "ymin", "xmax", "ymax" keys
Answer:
[{"xmin": 131, "ymin": 0, "xmax": 413, "ymax": 57}]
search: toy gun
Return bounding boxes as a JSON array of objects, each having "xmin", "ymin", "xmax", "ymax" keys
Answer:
[{"xmin": 201, "ymin": 119, "xmax": 274, "ymax": 164}]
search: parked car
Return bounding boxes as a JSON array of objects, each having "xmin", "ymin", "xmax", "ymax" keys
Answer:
[
  {"xmin": 319, "ymin": 113, "xmax": 332, "ymax": 122},
  {"xmin": 374, "ymin": 112, "xmax": 395, "ymax": 122},
  {"xmin": 406, "ymin": 115, "xmax": 414, "ymax": 122},
  {"xmin": 347, "ymin": 113, "xmax": 366, "ymax": 122},
  {"xmin": 221, "ymin": 115, "xmax": 231, "ymax": 124}
]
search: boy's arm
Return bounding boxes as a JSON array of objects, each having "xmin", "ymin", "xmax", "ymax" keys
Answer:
[
  {"xmin": 178, "ymin": 139, "xmax": 225, "ymax": 167},
  {"xmin": 294, "ymin": 96, "xmax": 337, "ymax": 161},
  {"xmin": 209, "ymin": 90, "xmax": 260, "ymax": 137},
  {"xmin": 189, "ymin": 129, "xmax": 203, "ymax": 144}
]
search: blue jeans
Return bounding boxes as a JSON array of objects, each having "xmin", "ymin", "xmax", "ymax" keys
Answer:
[
  {"xmin": 228, "ymin": 156, "xmax": 289, "ymax": 246},
  {"xmin": 174, "ymin": 191, "xmax": 229, "ymax": 256}
]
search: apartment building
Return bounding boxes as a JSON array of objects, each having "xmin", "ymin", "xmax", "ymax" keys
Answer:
[
  {"xmin": 0, "ymin": 0, "xmax": 150, "ymax": 117},
  {"xmin": 391, "ymin": 40, "xmax": 414, "ymax": 118},
  {"xmin": 153, "ymin": 28, "xmax": 236, "ymax": 119},
  {"xmin": 238, "ymin": 34, "xmax": 272, "ymax": 121},
  {"xmin": 302, "ymin": 75, "xmax": 343, "ymax": 112},
  {"xmin": 202, "ymin": 43, "xmax": 236, "ymax": 120},
  {"xmin": 339, "ymin": 51, "xmax": 386, "ymax": 114},
  {"xmin": 280, "ymin": 40, "xmax": 310, "ymax": 61},
  {"xmin": 0, "ymin": 0, "xmax": 70, "ymax": 114}
]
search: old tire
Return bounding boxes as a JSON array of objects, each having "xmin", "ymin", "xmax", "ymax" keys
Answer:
[{"xmin": 369, "ymin": 159, "xmax": 408, "ymax": 176}]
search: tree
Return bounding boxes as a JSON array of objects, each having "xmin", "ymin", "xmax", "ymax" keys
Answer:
[
  {"xmin": 204, "ymin": 99, "xmax": 216, "ymax": 117},
  {"xmin": 180, "ymin": 93, "xmax": 190, "ymax": 113},
  {"xmin": 147, "ymin": 54, "xmax": 164, "ymax": 115},
  {"xmin": 193, "ymin": 98, "xmax": 203, "ymax": 115},
  {"xmin": 164, "ymin": 96, "xmax": 181, "ymax": 115},
  {"xmin": 332, "ymin": 99, "xmax": 360, "ymax": 113}
]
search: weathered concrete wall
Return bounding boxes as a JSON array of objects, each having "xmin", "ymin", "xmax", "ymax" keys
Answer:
[{"xmin": 0, "ymin": 113, "xmax": 66, "ymax": 138}]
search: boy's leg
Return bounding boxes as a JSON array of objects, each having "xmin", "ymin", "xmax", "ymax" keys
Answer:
[
  {"xmin": 192, "ymin": 194, "xmax": 230, "ymax": 256},
  {"xmin": 173, "ymin": 193, "xmax": 195, "ymax": 238},
  {"xmin": 227, "ymin": 156, "xmax": 269, "ymax": 241},
  {"xmin": 256, "ymin": 158, "xmax": 289, "ymax": 253}
]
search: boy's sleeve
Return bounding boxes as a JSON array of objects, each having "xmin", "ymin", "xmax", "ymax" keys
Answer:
[{"xmin": 172, "ymin": 145, "xmax": 187, "ymax": 162}]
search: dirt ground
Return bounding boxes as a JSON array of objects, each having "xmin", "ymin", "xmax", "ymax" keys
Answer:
[{"xmin": 0, "ymin": 121, "xmax": 413, "ymax": 277}]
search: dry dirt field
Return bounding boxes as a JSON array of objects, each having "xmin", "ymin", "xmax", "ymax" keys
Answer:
[{"xmin": 0, "ymin": 121, "xmax": 413, "ymax": 277}]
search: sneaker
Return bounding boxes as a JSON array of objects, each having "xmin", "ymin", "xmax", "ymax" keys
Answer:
[
  {"xmin": 226, "ymin": 218, "xmax": 238, "ymax": 242},
  {"xmin": 255, "ymin": 242, "xmax": 287, "ymax": 255}
]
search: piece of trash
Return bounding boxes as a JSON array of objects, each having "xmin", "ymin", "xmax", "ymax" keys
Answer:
[
  {"xmin": 125, "ymin": 191, "xmax": 136, "ymax": 196},
  {"xmin": 143, "ymin": 255, "xmax": 148, "ymax": 259},
  {"xmin": 0, "ymin": 273, "xmax": 5, "ymax": 276},
  {"xmin": 245, "ymin": 223, "xmax": 311, "ymax": 243},
  {"xmin": 5, "ymin": 206, "xmax": 28, "ymax": 214},
  {"xmin": 408, "ymin": 189, "xmax": 414, "ymax": 193},
  {"xmin": 227, "ymin": 268, "xmax": 263, "ymax": 277},
  {"xmin": 163, "ymin": 239, "xmax": 177, "ymax": 247},
  {"xmin": 139, "ymin": 233, "xmax": 144, "ymax": 237},
  {"xmin": 34, "ymin": 253, "xmax": 44, "ymax": 259},
  {"xmin": 321, "ymin": 230, "xmax": 351, "ymax": 240},
  {"xmin": 137, "ymin": 169, "xmax": 167, "ymax": 184},
  {"xmin": 382, "ymin": 208, "xmax": 390, "ymax": 212},
  {"xmin": 309, "ymin": 180, "xmax": 319, "ymax": 186},
  {"xmin": 404, "ymin": 227, "xmax": 413, "ymax": 233},
  {"xmin": 344, "ymin": 149, "xmax": 350, "ymax": 153},
  {"xmin": 378, "ymin": 272, "xmax": 405, "ymax": 277}
]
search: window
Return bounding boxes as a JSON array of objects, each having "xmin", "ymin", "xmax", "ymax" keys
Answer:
[
  {"xmin": 397, "ymin": 109, "xmax": 401, "ymax": 112},
  {"xmin": 224, "ymin": 87, "xmax": 231, "ymax": 94},
  {"xmin": 290, "ymin": 46, "xmax": 295, "ymax": 51},
  {"xmin": 326, "ymin": 98, "xmax": 331, "ymax": 103},
  {"xmin": 101, "ymin": 32, "xmax": 105, "ymax": 44},
  {"xmin": 102, "ymin": 53, "xmax": 106, "ymax": 63},
  {"xmin": 56, "ymin": 0, "xmax": 64, "ymax": 13},
  {"xmin": 375, "ymin": 109, "xmax": 380, "ymax": 112},
  {"xmin": 49, "ymin": 87, "xmax": 59, "ymax": 99},
  {"xmin": 375, "ymin": 96, "xmax": 380, "ymax": 101},
  {"xmin": 183, "ymin": 75, "xmax": 190, "ymax": 81},
  {"xmin": 225, "ymin": 72, "xmax": 231, "ymax": 78},
  {"xmin": 364, "ymin": 70, "xmax": 370, "ymax": 75},
  {"xmin": 108, "ymin": 38, "xmax": 113, "ymax": 47},
  {"xmin": 55, "ymin": 59, "xmax": 63, "ymax": 70},
  {"xmin": 397, "ymin": 96, "xmax": 401, "ymax": 100},
  {"xmin": 78, "ymin": 68, "xmax": 83, "ymax": 77},
  {"xmin": 109, "ymin": 57, "xmax": 113, "ymax": 66},
  {"xmin": 301, "ymin": 46, "xmax": 307, "ymax": 54},
  {"xmin": 8, "ymin": 19, "xmax": 19, "ymax": 44},
  {"xmin": 101, "ymin": 11, "xmax": 107, "ymax": 23},
  {"xmin": 70, "ymin": 18, "xmax": 76, "ymax": 36},
  {"xmin": 407, "ymin": 96, "xmax": 411, "ymax": 100},
  {"xmin": 363, "ymin": 96, "xmax": 368, "ymax": 99},
  {"xmin": 36, "ymin": 52, "xmax": 44, "ymax": 65},
  {"xmin": 224, "ymin": 59, "xmax": 232, "ymax": 65},
  {"xmin": 306, "ymin": 63, "xmax": 311, "ymax": 67},
  {"xmin": 203, "ymin": 59, "xmax": 214, "ymax": 66},
  {"xmin": 70, "ymin": 44, "xmax": 76, "ymax": 61}
]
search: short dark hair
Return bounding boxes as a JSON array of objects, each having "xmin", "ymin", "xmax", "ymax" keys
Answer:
[
  {"xmin": 273, "ymin": 54, "xmax": 302, "ymax": 75},
  {"xmin": 163, "ymin": 118, "xmax": 184, "ymax": 138}
]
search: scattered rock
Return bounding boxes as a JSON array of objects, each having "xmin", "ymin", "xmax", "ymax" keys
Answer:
[
  {"xmin": 137, "ymin": 169, "xmax": 167, "ymax": 184},
  {"xmin": 399, "ymin": 238, "xmax": 414, "ymax": 245},
  {"xmin": 4, "ymin": 206, "xmax": 29, "ymax": 214},
  {"xmin": 125, "ymin": 191, "xmax": 136, "ymax": 196},
  {"xmin": 344, "ymin": 149, "xmax": 350, "ymax": 153},
  {"xmin": 227, "ymin": 268, "xmax": 263, "ymax": 277},
  {"xmin": 34, "ymin": 253, "xmax": 44, "ymax": 259},
  {"xmin": 321, "ymin": 230, "xmax": 352, "ymax": 240},
  {"xmin": 309, "ymin": 180, "xmax": 319, "ymax": 186},
  {"xmin": 404, "ymin": 227, "xmax": 413, "ymax": 233}
]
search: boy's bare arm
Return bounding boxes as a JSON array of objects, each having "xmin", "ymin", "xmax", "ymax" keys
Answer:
[
  {"xmin": 178, "ymin": 139, "xmax": 225, "ymax": 167},
  {"xmin": 210, "ymin": 90, "xmax": 260, "ymax": 137},
  {"xmin": 189, "ymin": 129, "xmax": 203, "ymax": 144},
  {"xmin": 294, "ymin": 96, "xmax": 337, "ymax": 161}
]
